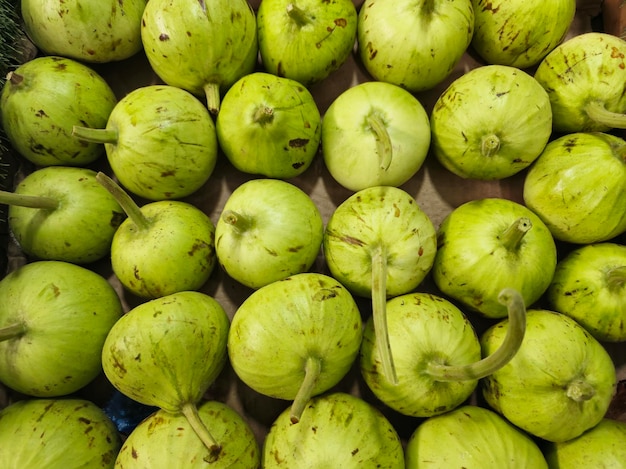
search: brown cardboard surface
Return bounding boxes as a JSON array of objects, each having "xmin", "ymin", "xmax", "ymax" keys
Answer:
[
  {"xmin": 603, "ymin": 0, "xmax": 626, "ymax": 38},
  {"xmin": 2, "ymin": 0, "xmax": 625, "ymax": 448}
]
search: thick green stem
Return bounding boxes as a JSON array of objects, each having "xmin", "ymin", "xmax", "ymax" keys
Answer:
[
  {"xmin": 180, "ymin": 401, "xmax": 221, "ymax": 462},
  {"xmin": 72, "ymin": 126, "xmax": 118, "ymax": 145},
  {"xmin": 204, "ymin": 82, "xmax": 221, "ymax": 115},
  {"xmin": 585, "ymin": 100, "xmax": 626, "ymax": 129},
  {"xmin": 566, "ymin": 378, "xmax": 596, "ymax": 402},
  {"xmin": 0, "ymin": 190, "xmax": 58, "ymax": 210},
  {"xmin": 220, "ymin": 209, "xmax": 253, "ymax": 234},
  {"xmin": 95, "ymin": 172, "xmax": 150, "ymax": 231},
  {"xmin": 426, "ymin": 288, "xmax": 526, "ymax": 381},
  {"xmin": 481, "ymin": 134, "xmax": 501, "ymax": 157},
  {"xmin": 499, "ymin": 217, "xmax": 532, "ymax": 251},
  {"xmin": 607, "ymin": 266, "xmax": 626, "ymax": 290},
  {"xmin": 371, "ymin": 244, "xmax": 397, "ymax": 385},
  {"xmin": 253, "ymin": 106, "xmax": 275, "ymax": 126},
  {"xmin": 0, "ymin": 322, "xmax": 27, "ymax": 341},
  {"xmin": 286, "ymin": 3, "xmax": 311, "ymax": 27},
  {"xmin": 366, "ymin": 113, "xmax": 393, "ymax": 171},
  {"xmin": 290, "ymin": 356, "xmax": 322, "ymax": 424}
]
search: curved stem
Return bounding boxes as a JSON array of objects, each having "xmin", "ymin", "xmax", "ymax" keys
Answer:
[
  {"xmin": 0, "ymin": 190, "xmax": 58, "ymax": 210},
  {"xmin": 499, "ymin": 217, "xmax": 532, "ymax": 252},
  {"xmin": 220, "ymin": 209, "xmax": 253, "ymax": 234},
  {"xmin": 286, "ymin": 3, "xmax": 311, "ymax": 27},
  {"xmin": 95, "ymin": 172, "xmax": 150, "ymax": 231},
  {"xmin": 371, "ymin": 244, "xmax": 397, "ymax": 385},
  {"xmin": 180, "ymin": 401, "xmax": 221, "ymax": 462},
  {"xmin": 607, "ymin": 266, "xmax": 626, "ymax": 290},
  {"xmin": 566, "ymin": 378, "xmax": 596, "ymax": 402},
  {"xmin": 72, "ymin": 126, "xmax": 118, "ymax": 145},
  {"xmin": 0, "ymin": 322, "xmax": 27, "ymax": 341},
  {"xmin": 204, "ymin": 82, "xmax": 221, "ymax": 115},
  {"xmin": 481, "ymin": 134, "xmax": 501, "ymax": 157},
  {"xmin": 585, "ymin": 100, "xmax": 626, "ymax": 129},
  {"xmin": 426, "ymin": 288, "xmax": 526, "ymax": 381},
  {"xmin": 290, "ymin": 356, "xmax": 322, "ymax": 424},
  {"xmin": 366, "ymin": 113, "xmax": 393, "ymax": 170}
]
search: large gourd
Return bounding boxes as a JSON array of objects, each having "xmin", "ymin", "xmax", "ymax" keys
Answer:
[
  {"xmin": 140, "ymin": 0, "xmax": 258, "ymax": 114},
  {"xmin": 21, "ymin": 0, "xmax": 147, "ymax": 63},
  {"xmin": 0, "ymin": 56, "xmax": 117, "ymax": 166}
]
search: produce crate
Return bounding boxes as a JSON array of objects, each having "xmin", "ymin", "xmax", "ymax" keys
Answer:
[{"xmin": 1, "ymin": 0, "xmax": 625, "ymax": 463}]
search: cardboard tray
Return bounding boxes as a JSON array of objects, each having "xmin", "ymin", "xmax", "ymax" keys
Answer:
[{"xmin": 1, "ymin": 0, "xmax": 625, "ymax": 445}]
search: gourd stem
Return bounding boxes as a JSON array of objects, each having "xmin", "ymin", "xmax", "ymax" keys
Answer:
[
  {"xmin": 0, "ymin": 322, "xmax": 27, "ymax": 342},
  {"xmin": 481, "ymin": 134, "xmax": 501, "ymax": 158},
  {"xmin": 607, "ymin": 266, "xmax": 626, "ymax": 290},
  {"xmin": 366, "ymin": 113, "xmax": 393, "ymax": 170},
  {"xmin": 72, "ymin": 126, "xmax": 118, "ymax": 145},
  {"xmin": 426, "ymin": 288, "xmax": 526, "ymax": 381},
  {"xmin": 220, "ymin": 209, "xmax": 253, "ymax": 234},
  {"xmin": 8, "ymin": 71, "xmax": 23, "ymax": 85},
  {"xmin": 0, "ymin": 190, "xmax": 58, "ymax": 210},
  {"xmin": 253, "ymin": 106, "xmax": 275, "ymax": 126},
  {"xmin": 204, "ymin": 82, "xmax": 221, "ymax": 115},
  {"xmin": 95, "ymin": 172, "xmax": 150, "ymax": 231},
  {"xmin": 584, "ymin": 100, "xmax": 626, "ymax": 129},
  {"xmin": 180, "ymin": 401, "xmax": 221, "ymax": 462},
  {"xmin": 286, "ymin": 3, "xmax": 311, "ymax": 27},
  {"xmin": 499, "ymin": 217, "xmax": 532, "ymax": 251},
  {"xmin": 566, "ymin": 379, "xmax": 596, "ymax": 402},
  {"xmin": 371, "ymin": 244, "xmax": 398, "ymax": 385},
  {"xmin": 290, "ymin": 356, "xmax": 322, "ymax": 423}
]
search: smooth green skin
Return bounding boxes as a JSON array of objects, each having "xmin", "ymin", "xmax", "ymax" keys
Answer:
[
  {"xmin": 523, "ymin": 132, "xmax": 626, "ymax": 244},
  {"xmin": 90, "ymin": 85, "xmax": 218, "ymax": 201},
  {"xmin": 322, "ymin": 81, "xmax": 431, "ymax": 191},
  {"xmin": 115, "ymin": 400, "xmax": 260, "ymax": 469},
  {"xmin": 0, "ymin": 398, "xmax": 122, "ymax": 469},
  {"xmin": 111, "ymin": 200, "xmax": 216, "ymax": 299},
  {"xmin": 405, "ymin": 405, "xmax": 548, "ymax": 468},
  {"xmin": 430, "ymin": 65, "xmax": 552, "ymax": 180},
  {"xmin": 216, "ymin": 72, "xmax": 321, "ymax": 179},
  {"xmin": 481, "ymin": 309, "xmax": 617, "ymax": 443},
  {"xmin": 102, "ymin": 291, "xmax": 230, "ymax": 412},
  {"xmin": 323, "ymin": 186, "xmax": 437, "ymax": 298},
  {"xmin": 360, "ymin": 293, "xmax": 481, "ymax": 418},
  {"xmin": 21, "ymin": 0, "xmax": 146, "ymax": 63},
  {"xmin": 8, "ymin": 166, "xmax": 125, "ymax": 264},
  {"xmin": 0, "ymin": 261, "xmax": 123, "ymax": 397},
  {"xmin": 432, "ymin": 197, "xmax": 557, "ymax": 319},
  {"xmin": 227, "ymin": 273, "xmax": 362, "ymax": 400},
  {"xmin": 534, "ymin": 32, "xmax": 626, "ymax": 132},
  {"xmin": 140, "ymin": 0, "xmax": 257, "ymax": 110},
  {"xmin": 262, "ymin": 392, "xmax": 404, "ymax": 468},
  {"xmin": 358, "ymin": 0, "xmax": 474, "ymax": 92},
  {"xmin": 257, "ymin": 0, "xmax": 357, "ymax": 86},
  {"xmin": 215, "ymin": 179, "xmax": 323, "ymax": 290},
  {"xmin": 548, "ymin": 243, "xmax": 626, "ymax": 342},
  {"xmin": 544, "ymin": 418, "xmax": 626, "ymax": 468},
  {"xmin": 0, "ymin": 56, "xmax": 117, "ymax": 166},
  {"xmin": 471, "ymin": 0, "xmax": 576, "ymax": 69}
]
